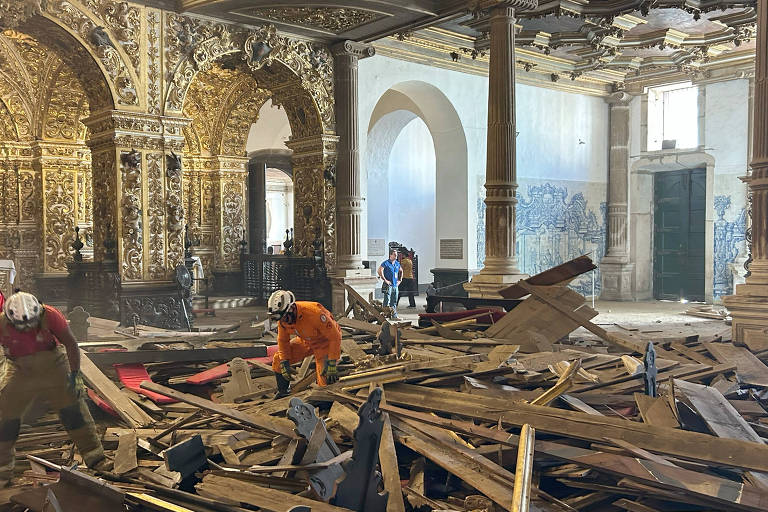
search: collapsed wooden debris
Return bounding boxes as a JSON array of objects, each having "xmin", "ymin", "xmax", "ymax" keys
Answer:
[{"xmin": 3, "ymin": 255, "xmax": 767, "ymax": 512}]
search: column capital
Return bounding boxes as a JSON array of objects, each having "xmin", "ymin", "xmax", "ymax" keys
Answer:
[
  {"xmin": 606, "ymin": 91, "xmax": 633, "ymax": 105},
  {"xmin": 331, "ymin": 40, "xmax": 375, "ymax": 59}
]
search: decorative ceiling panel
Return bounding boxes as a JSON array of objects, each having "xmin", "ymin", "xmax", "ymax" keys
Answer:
[{"xmin": 233, "ymin": 7, "xmax": 384, "ymax": 35}]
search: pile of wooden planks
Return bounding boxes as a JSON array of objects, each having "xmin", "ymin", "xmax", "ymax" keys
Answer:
[{"xmin": 4, "ymin": 258, "xmax": 768, "ymax": 512}]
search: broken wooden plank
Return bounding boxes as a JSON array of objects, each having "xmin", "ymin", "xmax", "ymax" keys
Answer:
[
  {"xmin": 634, "ymin": 393, "xmax": 680, "ymax": 428},
  {"xmin": 80, "ymin": 350, "xmax": 154, "ymax": 428},
  {"xmin": 85, "ymin": 346, "xmax": 267, "ymax": 366},
  {"xmin": 705, "ymin": 342, "xmax": 768, "ymax": 388},
  {"xmin": 377, "ymin": 383, "xmax": 768, "ymax": 473},
  {"xmin": 197, "ymin": 473, "xmax": 352, "ymax": 512},
  {"xmin": 140, "ymin": 381, "xmax": 296, "ymax": 438},
  {"xmin": 113, "ymin": 432, "xmax": 138, "ymax": 475}
]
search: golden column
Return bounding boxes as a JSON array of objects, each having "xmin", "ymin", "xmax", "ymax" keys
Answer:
[{"xmin": 724, "ymin": 0, "xmax": 768, "ymax": 345}]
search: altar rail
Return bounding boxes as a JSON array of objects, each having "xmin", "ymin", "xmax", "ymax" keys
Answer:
[{"xmin": 241, "ymin": 254, "xmax": 332, "ymax": 310}]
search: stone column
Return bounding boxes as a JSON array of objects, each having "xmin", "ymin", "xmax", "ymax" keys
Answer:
[
  {"xmin": 600, "ymin": 92, "xmax": 635, "ymax": 300},
  {"xmin": 465, "ymin": 2, "xmax": 533, "ymax": 298},
  {"xmin": 725, "ymin": 0, "xmax": 768, "ymax": 344},
  {"xmin": 332, "ymin": 41, "xmax": 375, "ymax": 272},
  {"xmin": 330, "ymin": 41, "xmax": 378, "ymax": 312}
]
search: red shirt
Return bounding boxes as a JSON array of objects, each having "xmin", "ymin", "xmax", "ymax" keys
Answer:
[{"xmin": 0, "ymin": 305, "xmax": 69, "ymax": 358}]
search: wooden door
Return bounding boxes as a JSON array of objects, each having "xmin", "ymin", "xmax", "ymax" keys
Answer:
[{"xmin": 653, "ymin": 169, "xmax": 706, "ymax": 301}]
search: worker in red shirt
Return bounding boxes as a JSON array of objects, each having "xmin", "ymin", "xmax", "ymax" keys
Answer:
[
  {"xmin": 267, "ymin": 290, "xmax": 341, "ymax": 397},
  {"xmin": 0, "ymin": 292, "xmax": 105, "ymax": 486}
]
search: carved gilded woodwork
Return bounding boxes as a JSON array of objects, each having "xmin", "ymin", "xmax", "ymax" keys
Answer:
[
  {"xmin": 0, "ymin": 0, "xmax": 44, "ymax": 29},
  {"xmin": 42, "ymin": 168, "xmax": 76, "ymax": 272},
  {"xmin": 147, "ymin": 9, "xmax": 161, "ymax": 115},
  {"xmin": 120, "ymin": 149, "xmax": 143, "ymax": 281},
  {"xmin": 165, "ymin": 150, "xmax": 184, "ymax": 274},
  {"xmin": 90, "ymin": 149, "xmax": 116, "ymax": 262},
  {"xmin": 217, "ymin": 171, "xmax": 246, "ymax": 271},
  {"xmin": 239, "ymin": 7, "xmax": 382, "ymax": 35},
  {"xmin": 146, "ymin": 152, "xmax": 165, "ymax": 279},
  {"xmin": 45, "ymin": 0, "xmax": 138, "ymax": 106}
]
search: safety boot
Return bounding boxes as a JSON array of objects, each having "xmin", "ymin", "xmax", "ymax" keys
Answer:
[{"xmin": 274, "ymin": 373, "xmax": 291, "ymax": 399}]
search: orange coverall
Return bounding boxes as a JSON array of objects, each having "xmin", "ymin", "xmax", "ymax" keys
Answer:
[{"xmin": 271, "ymin": 301, "xmax": 341, "ymax": 386}]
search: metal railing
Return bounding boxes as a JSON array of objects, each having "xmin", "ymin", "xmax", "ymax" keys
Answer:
[{"xmin": 241, "ymin": 254, "xmax": 332, "ymax": 310}]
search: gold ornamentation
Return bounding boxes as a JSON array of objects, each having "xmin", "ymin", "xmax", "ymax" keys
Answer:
[
  {"xmin": 164, "ymin": 13, "xmax": 237, "ymax": 112},
  {"xmin": 218, "ymin": 173, "xmax": 245, "ymax": 271},
  {"xmin": 120, "ymin": 149, "xmax": 142, "ymax": 279},
  {"xmin": 166, "ymin": 152, "xmax": 184, "ymax": 273},
  {"xmin": 83, "ymin": 0, "xmax": 140, "ymax": 71},
  {"xmin": 147, "ymin": 10, "xmax": 161, "ymax": 115},
  {"xmin": 47, "ymin": 0, "xmax": 138, "ymax": 105},
  {"xmin": 146, "ymin": 152, "xmax": 165, "ymax": 279},
  {"xmin": 241, "ymin": 7, "xmax": 381, "ymax": 35},
  {"xmin": 43, "ymin": 168, "xmax": 75, "ymax": 271},
  {"xmin": 0, "ymin": 0, "xmax": 44, "ymax": 30}
]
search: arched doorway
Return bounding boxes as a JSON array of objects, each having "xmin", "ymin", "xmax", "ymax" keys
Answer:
[
  {"xmin": 178, "ymin": 29, "xmax": 333, "ymax": 291},
  {"xmin": 366, "ymin": 81, "xmax": 468, "ymax": 289}
]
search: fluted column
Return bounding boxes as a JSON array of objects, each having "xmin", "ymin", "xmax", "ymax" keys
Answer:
[
  {"xmin": 724, "ymin": 0, "xmax": 768, "ymax": 343},
  {"xmin": 600, "ymin": 92, "xmax": 635, "ymax": 300},
  {"xmin": 466, "ymin": 2, "xmax": 536, "ymax": 298},
  {"xmin": 332, "ymin": 41, "xmax": 374, "ymax": 272}
]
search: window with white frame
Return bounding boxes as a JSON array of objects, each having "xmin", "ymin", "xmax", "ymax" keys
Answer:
[{"xmin": 647, "ymin": 82, "xmax": 699, "ymax": 151}]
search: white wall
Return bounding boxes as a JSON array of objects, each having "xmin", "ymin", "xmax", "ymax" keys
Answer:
[
  {"xmin": 359, "ymin": 54, "xmax": 608, "ymax": 293},
  {"xmin": 246, "ymin": 99, "xmax": 292, "ymax": 152},
  {"xmin": 359, "ymin": 55, "xmax": 487, "ymax": 271}
]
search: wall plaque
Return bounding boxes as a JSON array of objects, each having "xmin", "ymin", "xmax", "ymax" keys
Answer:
[
  {"xmin": 368, "ymin": 238, "xmax": 385, "ymax": 257},
  {"xmin": 440, "ymin": 239, "xmax": 463, "ymax": 260}
]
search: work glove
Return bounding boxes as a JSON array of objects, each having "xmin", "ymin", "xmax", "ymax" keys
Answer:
[
  {"xmin": 323, "ymin": 359, "xmax": 339, "ymax": 385},
  {"xmin": 67, "ymin": 370, "xmax": 84, "ymax": 398},
  {"xmin": 280, "ymin": 360, "xmax": 297, "ymax": 381}
]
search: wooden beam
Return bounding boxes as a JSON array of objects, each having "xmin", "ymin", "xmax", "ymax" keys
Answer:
[
  {"xmin": 377, "ymin": 383, "xmax": 768, "ymax": 473},
  {"xmin": 140, "ymin": 381, "xmax": 296, "ymax": 439},
  {"xmin": 512, "ymin": 424, "xmax": 535, "ymax": 512},
  {"xmin": 80, "ymin": 350, "xmax": 155, "ymax": 428}
]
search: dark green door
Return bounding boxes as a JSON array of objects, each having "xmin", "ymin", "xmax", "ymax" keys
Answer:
[{"xmin": 653, "ymin": 169, "xmax": 706, "ymax": 301}]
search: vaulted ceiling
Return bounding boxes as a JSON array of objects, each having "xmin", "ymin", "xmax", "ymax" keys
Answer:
[{"xmin": 176, "ymin": 0, "xmax": 757, "ymax": 92}]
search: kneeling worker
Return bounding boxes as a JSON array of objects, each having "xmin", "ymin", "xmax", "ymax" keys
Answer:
[
  {"xmin": 268, "ymin": 290, "xmax": 341, "ymax": 396},
  {"xmin": 0, "ymin": 291, "xmax": 105, "ymax": 486}
]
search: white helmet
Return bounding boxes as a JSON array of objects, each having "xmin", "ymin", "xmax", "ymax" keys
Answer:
[
  {"xmin": 267, "ymin": 290, "xmax": 295, "ymax": 321},
  {"xmin": 3, "ymin": 291, "xmax": 43, "ymax": 331}
]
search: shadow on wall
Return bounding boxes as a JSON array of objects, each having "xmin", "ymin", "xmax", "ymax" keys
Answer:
[{"xmin": 477, "ymin": 182, "xmax": 606, "ymax": 296}]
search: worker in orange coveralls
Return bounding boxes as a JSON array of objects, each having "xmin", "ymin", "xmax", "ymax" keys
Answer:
[{"xmin": 267, "ymin": 290, "xmax": 341, "ymax": 397}]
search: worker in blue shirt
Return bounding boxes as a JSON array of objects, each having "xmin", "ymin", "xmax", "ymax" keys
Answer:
[{"xmin": 377, "ymin": 249, "xmax": 403, "ymax": 319}]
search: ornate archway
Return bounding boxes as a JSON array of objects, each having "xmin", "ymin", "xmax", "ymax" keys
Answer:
[{"xmin": 167, "ymin": 20, "xmax": 338, "ymax": 273}]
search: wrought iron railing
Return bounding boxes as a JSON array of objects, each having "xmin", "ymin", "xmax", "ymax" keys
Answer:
[{"xmin": 241, "ymin": 254, "xmax": 332, "ymax": 310}]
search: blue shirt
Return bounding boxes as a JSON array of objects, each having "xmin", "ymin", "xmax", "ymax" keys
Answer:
[{"xmin": 380, "ymin": 259, "xmax": 401, "ymax": 287}]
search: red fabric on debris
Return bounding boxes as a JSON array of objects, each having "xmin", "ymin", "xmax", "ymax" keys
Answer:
[
  {"xmin": 186, "ymin": 344, "xmax": 279, "ymax": 385},
  {"xmin": 114, "ymin": 363, "xmax": 178, "ymax": 404}
]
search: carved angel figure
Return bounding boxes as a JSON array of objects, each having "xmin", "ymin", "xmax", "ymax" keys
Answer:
[
  {"xmin": 120, "ymin": 149, "xmax": 141, "ymax": 171},
  {"xmin": 166, "ymin": 151, "xmax": 182, "ymax": 178}
]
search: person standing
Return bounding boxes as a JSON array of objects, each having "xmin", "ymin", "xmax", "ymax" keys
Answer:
[
  {"xmin": 397, "ymin": 252, "xmax": 417, "ymax": 309},
  {"xmin": 378, "ymin": 249, "xmax": 402, "ymax": 319},
  {"xmin": 0, "ymin": 291, "xmax": 106, "ymax": 487}
]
